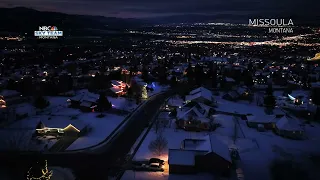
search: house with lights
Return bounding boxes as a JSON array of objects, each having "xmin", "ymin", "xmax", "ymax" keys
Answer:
[
  {"xmin": 168, "ymin": 134, "xmax": 231, "ymax": 176},
  {"xmin": 68, "ymin": 93, "xmax": 98, "ymax": 112},
  {"xmin": 108, "ymin": 80, "xmax": 127, "ymax": 97},
  {"xmin": 34, "ymin": 121, "xmax": 88, "ymax": 137}
]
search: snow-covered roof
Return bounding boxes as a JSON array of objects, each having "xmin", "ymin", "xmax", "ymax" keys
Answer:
[
  {"xmin": 207, "ymin": 135, "xmax": 232, "ymax": 162},
  {"xmin": 225, "ymin": 77, "xmax": 235, "ymax": 82},
  {"xmin": 186, "ymin": 87, "xmax": 213, "ymax": 102},
  {"xmin": 1, "ymin": 90, "xmax": 20, "ymax": 98},
  {"xmin": 247, "ymin": 115, "xmax": 278, "ymax": 123},
  {"xmin": 110, "ymin": 86, "xmax": 122, "ymax": 93},
  {"xmin": 39, "ymin": 118, "xmax": 87, "ymax": 130},
  {"xmin": 276, "ymin": 116, "xmax": 303, "ymax": 131},
  {"xmin": 111, "ymin": 80, "xmax": 122, "ymax": 86},
  {"xmin": 80, "ymin": 100, "xmax": 93, "ymax": 108},
  {"xmin": 168, "ymin": 149, "xmax": 201, "ymax": 166}
]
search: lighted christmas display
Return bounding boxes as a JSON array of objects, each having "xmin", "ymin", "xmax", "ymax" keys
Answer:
[{"xmin": 26, "ymin": 160, "xmax": 53, "ymax": 180}]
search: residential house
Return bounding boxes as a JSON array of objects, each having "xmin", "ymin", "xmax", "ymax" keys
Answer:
[
  {"xmin": 275, "ymin": 116, "xmax": 304, "ymax": 139},
  {"xmin": 68, "ymin": 93, "xmax": 98, "ymax": 112},
  {"xmin": 35, "ymin": 120, "xmax": 88, "ymax": 137},
  {"xmin": 168, "ymin": 135, "xmax": 232, "ymax": 176},
  {"xmin": 222, "ymin": 86, "xmax": 250, "ymax": 101},
  {"xmin": 246, "ymin": 115, "xmax": 279, "ymax": 130},
  {"xmin": 185, "ymin": 87, "xmax": 215, "ymax": 105},
  {"xmin": 177, "ymin": 102, "xmax": 215, "ymax": 121}
]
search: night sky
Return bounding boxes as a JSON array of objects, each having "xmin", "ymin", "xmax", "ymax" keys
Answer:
[{"xmin": 0, "ymin": 0, "xmax": 319, "ymax": 19}]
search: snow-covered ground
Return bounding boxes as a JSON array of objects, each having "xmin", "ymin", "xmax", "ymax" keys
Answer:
[
  {"xmin": 126, "ymin": 106, "xmax": 320, "ymax": 180},
  {"xmin": 49, "ymin": 167, "xmax": 76, "ymax": 180},
  {"xmin": 1, "ymin": 89, "xmax": 149, "ymax": 151},
  {"xmin": 215, "ymin": 96, "xmax": 265, "ymax": 115},
  {"xmin": 121, "ymin": 171, "xmax": 213, "ymax": 180}
]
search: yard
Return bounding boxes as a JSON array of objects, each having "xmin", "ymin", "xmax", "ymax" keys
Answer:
[
  {"xmin": 123, "ymin": 102, "xmax": 320, "ymax": 180},
  {"xmin": 0, "ymin": 90, "xmax": 145, "ymax": 151}
]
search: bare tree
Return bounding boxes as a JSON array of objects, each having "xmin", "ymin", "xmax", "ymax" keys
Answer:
[
  {"xmin": 153, "ymin": 118, "xmax": 164, "ymax": 134},
  {"xmin": 0, "ymin": 130, "xmax": 32, "ymax": 151},
  {"xmin": 148, "ymin": 134, "xmax": 168, "ymax": 156},
  {"xmin": 232, "ymin": 116, "xmax": 239, "ymax": 144}
]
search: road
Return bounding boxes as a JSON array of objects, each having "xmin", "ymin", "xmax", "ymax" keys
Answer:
[{"xmin": 0, "ymin": 90, "xmax": 175, "ymax": 180}]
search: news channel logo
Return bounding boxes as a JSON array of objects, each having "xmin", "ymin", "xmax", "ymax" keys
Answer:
[{"xmin": 34, "ymin": 26, "xmax": 63, "ymax": 39}]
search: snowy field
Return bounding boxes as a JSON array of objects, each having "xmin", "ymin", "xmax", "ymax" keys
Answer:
[
  {"xmin": 126, "ymin": 108, "xmax": 320, "ymax": 180},
  {"xmin": 121, "ymin": 171, "xmax": 214, "ymax": 180}
]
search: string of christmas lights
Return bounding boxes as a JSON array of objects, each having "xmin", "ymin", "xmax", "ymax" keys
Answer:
[{"xmin": 26, "ymin": 160, "xmax": 53, "ymax": 180}]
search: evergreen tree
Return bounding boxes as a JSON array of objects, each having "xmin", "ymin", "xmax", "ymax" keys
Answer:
[
  {"xmin": 195, "ymin": 64, "xmax": 204, "ymax": 86},
  {"xmin": 97, "ymin": 92, "xmax": 112, "ymax": 112},
  {"xmin": 186, "ymin": 63, "xmax": 194, "ymax": 86},
  {"xmin": 34, "ymin": 96, "xmax": 50, "ymax": 109},
  {"xmin": 170, "ymin": 76, "xmax": 177, "ymax": 88}
]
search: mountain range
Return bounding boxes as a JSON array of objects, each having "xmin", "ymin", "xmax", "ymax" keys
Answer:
[{"xmin": 1, "ymin": 7, "xmax": 319, "ymax": 35}]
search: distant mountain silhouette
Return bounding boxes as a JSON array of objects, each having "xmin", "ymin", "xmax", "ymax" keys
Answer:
[{"xmin": 0, "ymin": 7, "xmax": 144, "ymax": 34}]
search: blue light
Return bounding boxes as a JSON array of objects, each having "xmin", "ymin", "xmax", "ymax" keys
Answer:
[{"xmin": 152, "ymin": 82, "xmax": 156, "ymax": 88}]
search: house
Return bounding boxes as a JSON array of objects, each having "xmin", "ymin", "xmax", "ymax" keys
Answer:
[
  {"xmin": 157, "ymin": 112, "xmax": 173, "ymax": 128},
  {"xmin": 222, "ymin": 86, "xmax": 250, "ymax": 101},
  {"xmin": 177, "ymin": 102, "xmax": 215, "ymax": 121},
  {"xmin": 35, "ymin": 121, "xmax": 88, "ymax": 137},
  {"xmin": 108, "ymin": 86, "xmax": 124, "ymax": 97},
  {"xmin": 246, "ymin": 115, "xmax": 279, "ymax": 130},
  {"xmin": 68, "ymin": 93, "xmax": 98, "ymax": 111},
  {"xmin": 275, "ymin": 115, "xmax": 304, "ymax": 139},
  {"xmin": 168, "ymin": 135, "xmax": 231, "ymax": 176},
  {"xmin": 185, "ymin": 87, "xmax": 215, "ymax": 105}
]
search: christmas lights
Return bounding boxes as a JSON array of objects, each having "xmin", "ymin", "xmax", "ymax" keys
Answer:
[{"xmin": 26, "ymin": 160, "xmax": 53, "ymax": 180}]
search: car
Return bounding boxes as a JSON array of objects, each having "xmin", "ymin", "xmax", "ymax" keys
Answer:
[
  {"xmin": 149, "ymin": 158, "xmax": 165, "ymax": 165},
  {"xmin": 132, "ymin": 162, "xmax": 148, "ymax": 171},
  {"xmin": 145, "ymin": 163, "xmax": 164, "ymax": 172}
]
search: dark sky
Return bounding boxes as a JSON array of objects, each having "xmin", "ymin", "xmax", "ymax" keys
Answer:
[{"xmin": 0, "ymin": 0, "xmax": 319, "ymax": 19}]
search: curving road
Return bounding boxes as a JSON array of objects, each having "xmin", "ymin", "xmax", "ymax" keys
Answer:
[{"xmin": 1, "ymin": 90, "xmax": 175, "ymax": 180}]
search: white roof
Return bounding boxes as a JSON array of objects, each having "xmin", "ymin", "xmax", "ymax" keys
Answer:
[
  {"xmin": 169, "ymin": 149, "xmax": 202, "ymax": 166},
  {"xmin": 276, "ymin": 116, "xmax": 303, "ymax": 131},
  {"xmin": 111, "ymin": 80, "xmax": 121, "ymax": 86},
  {"xmin": 225, "ymin": 77, "xmax": 235, "ymax": 82},
  {"xmin": 110, "ymin": 86, "xmax": 122, "ymax": 93},
  {"xmin": 247, "ymin": 115, "xmax": 277, "ymax": 123},
  {"xmin": 186, "ymin": 87, "xmax": 213, "ymax": 102},
  {"xmin": 1, "ymin": 90, "xmax": 20, "ymax": 97},
  {"xmin": 80, "ymin": 100, "xmax": 92, "ymax": 107},
  {"xmin": 207, "ymin": 135, "xmax": 231, "ymax": 162}
]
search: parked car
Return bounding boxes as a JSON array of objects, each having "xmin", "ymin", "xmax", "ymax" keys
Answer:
[
  {"xmin": 132, "ymin": 162, "xmax": 148, "ymax": 171},
  {"xmin": 149, "ymin": 158, "xmax": 164, "ymax": 165},
  {"xmin": 145, "ymin": 163, "xmax": 164, "ymax": 172}
]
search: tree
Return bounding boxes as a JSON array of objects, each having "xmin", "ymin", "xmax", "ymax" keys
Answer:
[
  {"xmin": 264, "ymin": 95, "xmax": 276, "ymax": 108},
  {"xmin": 265, "ymin": 84, "xmax": 274, "ymax": 96},
  {"xmin": 34, "ymin": 96, "xmax": 50, "ymax": 109},
  {"xmin": 0, "ymin": 130, "xmax": 32, "ymax": 151},
  {"xmin": 127, "ymin": 86, "xmax": 133, "ymax": 98},
  {"xmin": 170, "ymin": 76, "xmax": 177, "ymax": 88},
  {"xmin": 148, "ymin": 134, "xmax": 168, "ymax": 156},
  {"xmin": 153, "ymin": 119, "xmax": 164, "ymax": 134},
  {"xmin": 195, "ymin": 64, "xmax": 204, "ymax": 86},
  {"xmin": 97, "ymin": 92, "xmax": 112, "ymax": 112}
]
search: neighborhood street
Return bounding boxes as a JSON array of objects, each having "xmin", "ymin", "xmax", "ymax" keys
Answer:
[{"xmin": 0, "ymin": 90, "xmax": 175, "ymax": 180}]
